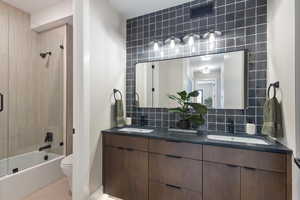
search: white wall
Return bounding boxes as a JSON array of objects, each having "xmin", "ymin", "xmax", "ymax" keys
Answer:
[
  {"xmin": 31, "ymin": 0, "xmax": 73, "ymax": 32},
  {"xmin": 268, "ymin": 0, "xmax": 296, "ymax": 150},
  {"xmin": 89, "ymin": 0, "xmax": 125, "ymax": 193},
  {"xmin": 72, "ymin": 0, "xmax": 90, "ymax": 198},
  {"xmin": 268, "ymin": 1, "xmax": 300, "ymax": 199},
  {"xmin": 295, "ymin": 1, "xmax": 300, "ymax": 198},
  {"xmin": 73, "ymin": 0, "xmax": 125, "ymax": 199}
]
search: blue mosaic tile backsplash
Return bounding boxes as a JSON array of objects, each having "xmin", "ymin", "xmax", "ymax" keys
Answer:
[{"xmin": 126, "ymin": 0, "xmax": 267, "ymax": 134}]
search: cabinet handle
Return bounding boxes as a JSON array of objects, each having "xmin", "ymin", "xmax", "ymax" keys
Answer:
[
  {"xmin": 166, "ymin": 184, "xmax": 181, "ymax": 190},
  {"xmin": 226, "ymin": 164, "xmax": 238, "ymax": 168},
  {"xmin": 165, "ymin": 139, "xmax": 182, "ymax": 143},
  {"xmin": 0, "ymin": 93, "xmax": 3, "ymax": 112},
  {"xmin": 117, "ymin": 147, "xmax": 124, "ymax": 150},
  {"xmin": 244, "ymin": 167, "xmax": 256, "ymax": 171},
  {"xmin": 165, "ymin": 154, "xmax": 182, "ymax": 159},
  {"xmin": 126, "ymin": 148, "xmax": 134, "ymax": 152}
]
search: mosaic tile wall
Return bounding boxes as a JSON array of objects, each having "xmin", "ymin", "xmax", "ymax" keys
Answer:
[{"xmin": 126, "ymin": 0, "xmax": 267, "ymax": 134}]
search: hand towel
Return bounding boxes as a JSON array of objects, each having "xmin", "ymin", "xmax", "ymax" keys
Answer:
[{"xmin": 262, "ymin": 97, "xmax": 283, "ymax": 138}]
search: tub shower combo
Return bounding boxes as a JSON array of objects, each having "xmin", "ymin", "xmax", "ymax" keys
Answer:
[{"xmin": 0, "ymin": 3, "xmax": 72, "ymax": 199}]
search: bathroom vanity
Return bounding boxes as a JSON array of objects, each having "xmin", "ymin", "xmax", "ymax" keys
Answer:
[{"xmin": 102, "ymin": 129, "xmax": 292, "ymax": 200}]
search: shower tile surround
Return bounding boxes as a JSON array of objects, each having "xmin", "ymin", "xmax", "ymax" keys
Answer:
[{"xmin": 126, "ymin": 0, "xmax": 267, "ymax": 134}]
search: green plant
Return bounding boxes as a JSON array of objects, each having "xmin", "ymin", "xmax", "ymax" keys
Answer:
[
  {"xmin": 168, "ymin": 90, "xmax": 208, "ymax": 126},
  {"xmin": 204, "ymin": 97, "xmax": 213, "ymax": 108}
]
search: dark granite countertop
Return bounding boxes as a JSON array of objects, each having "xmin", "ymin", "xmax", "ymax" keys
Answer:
[{"xmin": 102, "ymin": 127, "xmax": 292, "ymax": 154}]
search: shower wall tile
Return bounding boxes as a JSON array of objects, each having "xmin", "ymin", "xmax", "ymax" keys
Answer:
[{"xmin": 126, "ymin": 0, "xmax": 267, "ymax": 134}]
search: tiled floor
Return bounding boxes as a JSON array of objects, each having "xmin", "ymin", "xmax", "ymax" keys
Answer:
[{"xmin": 23, "ymin": 177, "xmax": 71, "ymax": 200}]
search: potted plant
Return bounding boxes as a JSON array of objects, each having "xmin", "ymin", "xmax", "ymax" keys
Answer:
[{"xmin": 168, "ymin": 90, "xmax": 208, "ymax": 129}]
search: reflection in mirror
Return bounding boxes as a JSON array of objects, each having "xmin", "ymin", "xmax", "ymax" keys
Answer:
[{"xmin": 136, "ymin": 50, "xmax": 246, "ymax": 109}]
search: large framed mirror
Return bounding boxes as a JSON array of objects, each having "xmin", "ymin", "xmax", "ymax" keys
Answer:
[{"xmin": 135, "ymin": 50, "xmax": 247, "ymax": 109}]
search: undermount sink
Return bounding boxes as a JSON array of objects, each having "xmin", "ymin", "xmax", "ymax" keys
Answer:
[
  {"xmin": 207, "ymin": 135, "xmax": 270, "ymax": 145},
  {"xmin": 118, "ymin": 128, "xmax": 154, "ymax": 133}
]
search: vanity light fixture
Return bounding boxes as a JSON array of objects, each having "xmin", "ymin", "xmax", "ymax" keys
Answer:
[
  {"xmin": 203, "ymin": 30, "xmax": 222, "ymax": 42},
  {"xmin": 149, "ymin": 40, "xmax": 163, "ymax": 52},
  {"xmin": 165, "ymin": 36, "xmax": 181, "ymax": 49},
  {"xmin": 203, "ymin": 30, "xmax": 221, "ymax": 50},
  {"xmin": 183, "ymin": 33, "xmax": 200, "ymax": 47}
]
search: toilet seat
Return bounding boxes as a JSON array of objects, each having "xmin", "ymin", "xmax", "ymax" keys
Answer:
[{"xmin": 61, "ymin": 154, "xmax": 73, "ymax": 191}]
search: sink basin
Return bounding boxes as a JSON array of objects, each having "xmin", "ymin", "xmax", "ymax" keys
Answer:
[
  {"xmin": 118, "ymin": 128, "xmax": 154, "ymax": 133},
  {"xmin": 207, "ymin": 135, "xmax": 270, "ymax": 145}
]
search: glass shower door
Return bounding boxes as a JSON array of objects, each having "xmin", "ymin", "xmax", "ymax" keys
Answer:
[
  {"xmin": 0, "ymin": 1, "xmax": 9, "ymax": 178},
  {"xmin": 0, "ymin": 92, "xmax": 8, "ymax": 177}
]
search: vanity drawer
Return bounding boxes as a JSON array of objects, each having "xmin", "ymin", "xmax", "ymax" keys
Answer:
[
  {"xmin": 149, "ymin": 153, "xmax": 202, "ymax": 192},
  {"xmin": 203, "ymin": 145, "xmax": 286, "ymax": 172},
  {"xmin": 149, "ymin": 138, "xmax": 202, "ymax": 160},
  {"xmin": 103, "ymin": 134, "xmax": 148, "ymax": 151},
  {"xmin": 149, "ymin": 181, "xmax": 202, "ymax": 200}
]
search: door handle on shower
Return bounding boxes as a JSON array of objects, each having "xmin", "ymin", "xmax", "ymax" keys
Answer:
[{"xmin": 0, "ymin": 93, "xmax": 3, "ymax": 112}]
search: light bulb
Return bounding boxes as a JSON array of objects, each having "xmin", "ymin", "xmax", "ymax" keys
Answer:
[
  {"xmin": 208, "ymin": 33, "xmax": 216, "ymax": 50},
  {"xmin": 209, "ymin": 33, "xmax": 216, "ymax": 43},
  {"xmin": 188, "ymin": 36, "xmax": 195, "ymax": 46},
  {"xmin": 153, "ymin": 42, "xmax": 159, "ymax": 51},
  {"xmin": 209, "ymin": 42, "xmax": 215, "ymax": 50},
  {"xmin": 191, "ymin": 46, "xmax": 195, "ymax": 53},
  {"xmin": 170, "ymin": 39, "xmax": 176, "ymax": 49}
]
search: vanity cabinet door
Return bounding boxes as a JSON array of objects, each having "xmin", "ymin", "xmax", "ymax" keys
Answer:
[
  {"xmin": 203, "ymin": 161, "xmax": 241, "ymax": 200},
  {"xmin": 103, "ymin": 146, "xmax": 127, "ymax": 199},
  {"xmin": 241, "ymin": 168, "xmax": 286, "ymax": 200},
  {"xmin": 103, "ymin": 146, "xmax": 148, "ymax": 200},
  {"xmin": 124, "ymin": 149, "xmax": 148, "ymax": 200}
]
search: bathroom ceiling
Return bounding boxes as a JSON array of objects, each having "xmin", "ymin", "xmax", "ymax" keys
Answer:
[
  {"xmin": 3, "ymin": 0, "xmax": 64, "ymax": 13},
  {"xmin": 109, "ymin": 0, "xmax": 191, "ymax": 19}
]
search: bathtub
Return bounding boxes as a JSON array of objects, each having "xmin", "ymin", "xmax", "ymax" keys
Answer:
[{"xmin": 0, "ymin": 151, "xmax": 64, "ymax": 200}]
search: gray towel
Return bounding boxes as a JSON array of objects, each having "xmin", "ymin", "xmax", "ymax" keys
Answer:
[
  {"xmin": 262, "ymin": 97, "xmax": 283, "ymax": 138},
  {"xmin": 115, "ymin": 100, "xmax": 125, "ymax": 127},
  {"xmin": 135, "ymin": 100, "xmax": 140, "ymax": 107}
]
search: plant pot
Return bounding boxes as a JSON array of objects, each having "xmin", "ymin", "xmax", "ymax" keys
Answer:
[{"xmin": 176, "ymin": 119, "xmax": 191, "ymax": 129}]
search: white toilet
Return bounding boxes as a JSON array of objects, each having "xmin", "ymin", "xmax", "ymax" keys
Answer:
[{"xmin": 61, "ymin": 154, "xmax": 73, "ymax": 191}]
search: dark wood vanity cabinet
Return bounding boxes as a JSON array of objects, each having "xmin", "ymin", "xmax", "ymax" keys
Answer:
[
  {"xmin": 103, "ymin": 135, "xmax": 148, "ymax": 200},
  {"xmin": 103, "ymin": 134, "xmax": 291, "ymax": 200},
  {"xmin": 203, "ymin": 161, "xmax": 286, "ymax": 200},
  {"xmin": 203, "ymin": 145, "xmax": 289, "ymax": 200}
]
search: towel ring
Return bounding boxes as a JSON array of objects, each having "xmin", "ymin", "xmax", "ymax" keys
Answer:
[
  {"xmin": 113, "ymin": 89, "xmax": 122, "ymax": 101},
  {"xmin": 268, "ymin": 81, "xmax": 279, "ymax": 99}
]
